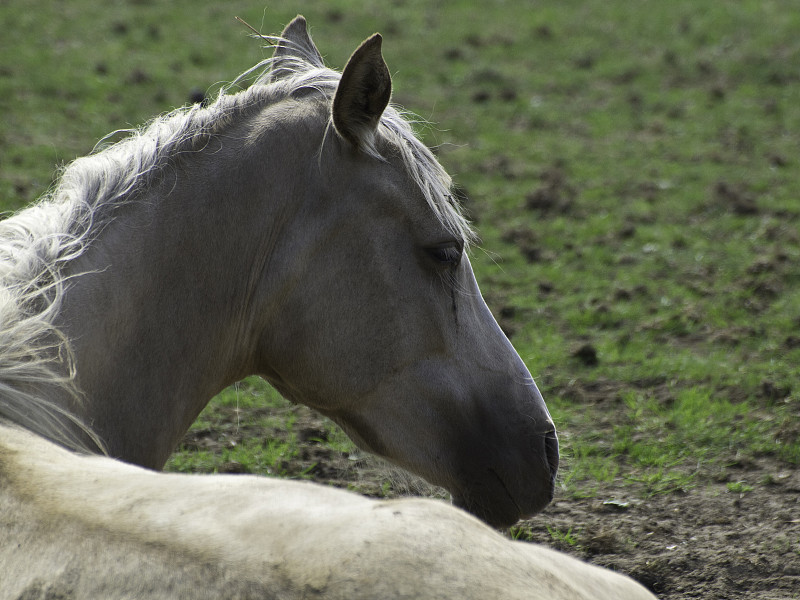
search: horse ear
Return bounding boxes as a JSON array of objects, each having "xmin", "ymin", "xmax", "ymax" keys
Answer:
[
  {"xmin": 271, "ymin": 15, "xmax": 324, "ymax": 81},
  {"xmin": 332, "ymin": 34, "xmax": 392, "ymax": 150}
]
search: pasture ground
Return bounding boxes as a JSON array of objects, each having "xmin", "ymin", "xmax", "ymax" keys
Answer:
[{"xmin": 2, "ymin": 2, "xmax": 799, "ymax": 599}]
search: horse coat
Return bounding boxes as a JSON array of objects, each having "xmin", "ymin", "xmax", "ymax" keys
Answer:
[{"xmin": 1, "ymin": 423, "xmax": 655, "ymax": 600}]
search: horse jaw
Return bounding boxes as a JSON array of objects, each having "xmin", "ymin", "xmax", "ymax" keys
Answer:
[{"xmin": 324, "ymin": 343, "xmax": 559, "ymax": 528}]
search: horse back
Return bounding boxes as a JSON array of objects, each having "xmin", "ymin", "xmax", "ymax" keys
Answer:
[{"xmin": 0, "ymin": 424, "xmax": 655, "ymax": 600}]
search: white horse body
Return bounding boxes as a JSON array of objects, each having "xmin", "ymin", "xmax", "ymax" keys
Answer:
[{"xmin": 1, "ymin": 423, "xmax": 654, "ymax": 600}]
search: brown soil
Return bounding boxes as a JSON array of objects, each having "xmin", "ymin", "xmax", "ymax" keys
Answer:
[
  {"xmin": 177, "ymin": 403, "xmax": 800, "ymax": 600},
  {"xmin": 527, "ymin": 467, "xmax": 800, "ymax": 599}
]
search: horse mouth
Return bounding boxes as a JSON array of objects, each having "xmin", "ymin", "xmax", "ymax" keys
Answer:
[
  {"xmin": 452, "ymin": 480, "xmax": 554, "ymax": 529},
  {"xmin": 451, "ymin": 430, "xmax": 559, "ymax": 528}
]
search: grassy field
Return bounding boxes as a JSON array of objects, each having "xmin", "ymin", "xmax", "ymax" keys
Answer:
[{"xmin": 2, "ymin": 2, "xmax": 799, "ymax": 598}]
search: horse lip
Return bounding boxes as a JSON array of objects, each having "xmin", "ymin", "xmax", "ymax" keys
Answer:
[
  {"xmin": 488, "ymin": 467, "xmax": 525, "ymax": 521},
  {"xmin": 449, "ymin": 429, "xmax": 559, "ymax": 528},
  {"xmin": 450, "ymin": 489, "xmax": 524, "ymax": 529},
  {"xmin": 450, "ymin": 472, "xmax": 553, "ymax": 528}
]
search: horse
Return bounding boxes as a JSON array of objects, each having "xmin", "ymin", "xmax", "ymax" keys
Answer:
[
  {"xmin": 0, "ymin": 15, "xmax": 555, "ymax": 529},
  {"xmin": 0, "ymin": 421, "xmax": 656, "ymax": 599},
  {"xmin": 0, "ymin": 16, "xmax": 658, "ymax": 599}
]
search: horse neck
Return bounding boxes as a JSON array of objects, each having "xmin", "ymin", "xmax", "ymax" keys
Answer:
[{"xmin": 54, "ymin": 139, "xmax": 289, "ymax": 468}]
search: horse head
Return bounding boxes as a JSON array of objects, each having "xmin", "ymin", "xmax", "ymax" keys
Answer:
[{"xmin": 246, "ymin": 17, "xmax": 558, "ymax": 527}]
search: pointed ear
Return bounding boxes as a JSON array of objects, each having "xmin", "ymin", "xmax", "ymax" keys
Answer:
[
  {"xmin": 332, "ymin": 34, "xmax": 392, "ymax": 150},
  {"xmin": 271, "ymin": 15, "xmax": 324, "ymax": 81}
]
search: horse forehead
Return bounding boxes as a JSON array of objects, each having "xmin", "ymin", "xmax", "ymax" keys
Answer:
[
  {"xmin": 243, "ymin": 98, "xmax": 328, "ymax": 150},
  {"xmin": 240, "ymin": 95, "xmax": 450, "ymax": 234},
  {"xmin": 242, "ymin": 100, "xmax": 415, "ymax": 193},
  {"xmin": 343, "ymin": 152, "xmax": 417, "ymax": 195},
  {"xmin": 333, "ymin": 158, "xmax": 443, "ymax": 233}
]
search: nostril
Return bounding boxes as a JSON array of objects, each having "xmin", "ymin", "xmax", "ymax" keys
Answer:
[{"xmin": 544, "ymin": 430, "xmax": 559, "ymax": 479}]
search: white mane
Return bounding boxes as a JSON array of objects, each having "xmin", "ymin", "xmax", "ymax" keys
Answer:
[{"xmin": 0, "ymin": 47, "xmax": 473, "ymax": 452}]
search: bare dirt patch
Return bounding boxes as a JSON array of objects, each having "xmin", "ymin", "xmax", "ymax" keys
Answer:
[{"xmin": 525, "ymin": 468, "xmax": 800, "ymax": 600}]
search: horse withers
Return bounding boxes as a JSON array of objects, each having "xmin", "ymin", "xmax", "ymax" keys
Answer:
[{"xmin": 0, "ymin": 16, "xmax": 556, "ymax": 527}]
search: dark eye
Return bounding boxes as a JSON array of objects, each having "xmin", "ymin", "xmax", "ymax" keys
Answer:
[{"xmin": 426, "ymin": 241, "xmax": 463, "ymax": 266}]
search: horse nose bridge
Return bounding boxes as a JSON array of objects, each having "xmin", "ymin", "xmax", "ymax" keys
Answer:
[
  {"xmin": 517, "ymin": 373, "xmax": 555, "ymax": 430},
  {"xmin": 454, "ymin": 365, "xmax": 554, "ymax": 453},
  {"xmin": 461, "ymin": 353, "xmax": 554, "ymax": 431},
  {"xmin": 457, "ymin": 289, "xmax": 542, "ymax": 398}
]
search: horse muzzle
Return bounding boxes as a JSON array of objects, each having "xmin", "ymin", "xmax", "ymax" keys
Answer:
[{"xmin": 450, "ymin": 427, "xmax": 559, "ymax": 528}]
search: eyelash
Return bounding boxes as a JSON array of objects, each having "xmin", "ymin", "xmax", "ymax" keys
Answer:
[{"xmin": 426, "ymin": 242, "xmax": 463, "ymax": 266}]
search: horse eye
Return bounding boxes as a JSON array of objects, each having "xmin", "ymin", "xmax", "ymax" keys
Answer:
[{"xmin": 426, "ymin": 242, "xmax": 463, "ymax": 266}]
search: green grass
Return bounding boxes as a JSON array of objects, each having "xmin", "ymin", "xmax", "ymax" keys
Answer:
[
  {"xmin": 2, "ymin": 1, "xmax": 799, "ymax": 504},
  {"xmin": 163, "ymin": 378, "xmax": 355, "ymax": 478},
  {"xmin": 164, "ymin": 378, "xmax": 305, "ymax": 476},
  {"xmin": 726, "ymin": 480, "xmax": 754, "ymax": 494},
  {"xmin": 545, "ymin": 525, "xmax": 579, "ymax": 548}
]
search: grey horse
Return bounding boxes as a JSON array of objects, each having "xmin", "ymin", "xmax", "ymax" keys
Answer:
[{"xmin": 1, "ymin": 16, "xmax": 555, "ymax": 528}]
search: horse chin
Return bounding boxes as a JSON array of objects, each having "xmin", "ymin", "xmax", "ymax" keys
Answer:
[
  {"xmin": 451, "ymin": 496, "xmax": 515, "ymax": 529},
  {"xmin": 450, "ymin": 479, "xmax": 554, "ymax": 529},
  {"xmin": 449, "ymin": 435, "xmax": 559, "ymax": 528}
]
